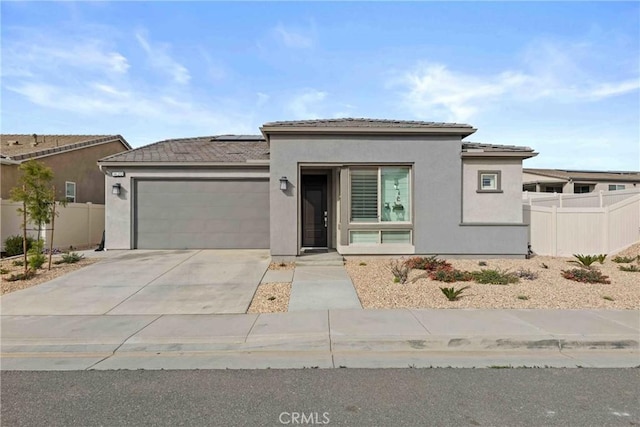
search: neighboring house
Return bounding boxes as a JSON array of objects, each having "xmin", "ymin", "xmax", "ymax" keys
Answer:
[
  {"xmin": 99, "ymin": 118, "xmax": 537, "ymax": 258},
  {"xmin": 523, "ymin": 168, "xmax": 640, "ymax": 194},
  {"xmin": 1, "ymin": 134, "xmax": 131, "ymax": 204}
]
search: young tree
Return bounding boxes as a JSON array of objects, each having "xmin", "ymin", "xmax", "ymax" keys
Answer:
[{"xmin": 10, "ymin": 160, "xmax": 56, "ymax": 275}]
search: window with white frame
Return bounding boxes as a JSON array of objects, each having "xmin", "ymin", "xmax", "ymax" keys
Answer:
[
  {"xmin": 608, "ymin": 184, "xmax": 625, "ymax": 191},
  {"xmin": 65, "ymin": 181, "xmax": 76, "ymax": 202},
  {"xmin": 477, "ymin": 171, "xmax": 502, "ymax": 192},
  {"xmin": 350, "ymin": 167, "xmax": 411, "ymax": 223}
]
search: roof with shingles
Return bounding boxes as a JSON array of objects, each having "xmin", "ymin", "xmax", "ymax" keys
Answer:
[
  {"xmin": 100, "ymin": 135, "xmax": 269, "ymax": 163},
  {"xmin": 262, "ymin": 118, "xmax": 474, "ymax": 128},
  {"xmin": 1, "ymin": 134, "xmax": 130, "ymax": 161},
  {"xmin": 524, "ymin": 168, "xmax": 640, "ymax": 182},
  {"xmin": 463, "ymin": 142, "xmax": 535, "ymax": 153}
]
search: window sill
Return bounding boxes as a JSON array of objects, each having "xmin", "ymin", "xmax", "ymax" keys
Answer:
[{"xmin": 476, "ymin": 190, "xmax": 503, "ymax": 194}]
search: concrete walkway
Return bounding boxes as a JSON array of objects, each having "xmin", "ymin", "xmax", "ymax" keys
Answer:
[
  {"xmin": 1, "ymin": 309, "xmax": 638, "ymax": 370},
  {"xmin": 288, "ymin": 266, "xmax": 362, "ymax": 311}
]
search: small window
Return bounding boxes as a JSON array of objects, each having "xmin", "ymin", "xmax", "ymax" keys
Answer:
[
  {"xmin": 65, "ymin": 181, "xmax": 76, "ymax": 202},
  {"xmin": 349, "ymin": 230, "xmax": 379, "ymax": 244},
  {"xmin": 574, "ymin": 184, "xmax": 592, "ymax": 194},
  {"xmin": 477, "ymin": 171, "xmax": 501, "ymax": 192},
  {"xmin": 608, "ymin": 184, "xmax": 625, "ymax": 191}
]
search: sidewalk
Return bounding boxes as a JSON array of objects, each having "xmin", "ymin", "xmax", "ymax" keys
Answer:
[{"xmin": 1, "ymin": 308, "xmax": 638, "ymax": 370}]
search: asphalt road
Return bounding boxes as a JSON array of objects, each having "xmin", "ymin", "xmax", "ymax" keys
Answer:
[{"xmin": 2, "ymin": 369, "xmax": 638, "ymax": 426}]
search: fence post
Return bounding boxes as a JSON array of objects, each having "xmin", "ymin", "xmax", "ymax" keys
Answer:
[
  {"xmin": 559, "ymin": 194, "xmax": 563, "ymax": 208},
  {"xmin": 87, "ymin": 202, "xmax": 93, "ymax": 247},
  {"xmin": 603, "ymin": 205, "xmax": 610, "ymax": 254},
  {"xmin": 599, "ymin": 190, "xmax": 604, "ymax": 208},
  {"xmin": 551, "ymin": 205, "xmax": 557, "ymax": 256}
]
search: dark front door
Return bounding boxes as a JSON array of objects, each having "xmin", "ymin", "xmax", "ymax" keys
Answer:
[{"xmin": 302, "ymin": 175, "xmax": 328, "ymax": 247}]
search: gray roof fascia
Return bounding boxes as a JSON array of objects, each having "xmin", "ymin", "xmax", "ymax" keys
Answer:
[
  {"xmin": 260, "ymin": 125, "xmax": 477, "ymax": 141},
  {"xmin": 461, "ymin": 151, "xmax": 538, "ymax": 159},
  {"xmin": 98, "ymin": 161, "xmax": 269, "ymax": 168}
]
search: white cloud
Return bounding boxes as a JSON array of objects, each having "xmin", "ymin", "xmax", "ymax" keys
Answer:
[
  {"xmin": 286, "ymin": 89, "xmax": 327, "ymax": 119},
  {"xmin": 273, "ymin": 23, "xmax": 314, "ymax": 49},
  {"xmin": 256, "ymin": 92, "xmax": 270, "ymax": 107},
  {"xmin": 397, "ymin": 62, "xmax": 639, "ymax": 122},
  {"xmin": 135, "ymin": 30, "xmax": 190, "ymax": 85}
]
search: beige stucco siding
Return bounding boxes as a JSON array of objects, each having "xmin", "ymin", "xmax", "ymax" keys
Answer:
[
  {"xmin": 1, "ymin": 141, "xmax": 128, "ymax": 203},
  {"xmin": 462, "ymin": 158, "xmax": 523, "ymax": 223}
]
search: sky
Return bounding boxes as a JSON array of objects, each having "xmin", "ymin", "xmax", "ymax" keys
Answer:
[{"xmin": 1, "ymin": 1, "xmax": 639, "ymax": 170}]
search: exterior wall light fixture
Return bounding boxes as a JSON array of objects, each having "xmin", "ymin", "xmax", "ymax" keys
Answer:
[
  {"xmin": 279, "ymin": 177, "xmax": 288, "ymax": 191},
  {"xmin": 112, "ymin": 183, "xmax": 122, "ymax": 196}
]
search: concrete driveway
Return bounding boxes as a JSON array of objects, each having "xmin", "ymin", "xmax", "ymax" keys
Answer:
[{"xmin": 0, "ymin": 250, "xmax": 270, "ymax": 315}]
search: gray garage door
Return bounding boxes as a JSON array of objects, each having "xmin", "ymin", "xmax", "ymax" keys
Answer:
[{"xmin": 135, "ymin": 179, "xmax": 269, "ymax": 249}]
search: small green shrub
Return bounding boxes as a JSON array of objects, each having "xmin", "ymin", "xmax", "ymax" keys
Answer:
[
  {"xmin": 60, "ymin": 252, "xmax": 84, "ymax": 264},
  {"xmin": 440, "ymin": 285, "xmax": 470, "ymax": 301},
  {"xmin": 0, "ymin": 268, "xmax": 9, "ymax": 274},
  {"xmin": 27, "ymin": 240, "xmax": 46, "ymax": 270},
  {"xmin": 514, "ymin": 268, "xmax": 539, "ymax": 280},
  {"xmin": 517, "ymin": 295, "xmax": 529, "ymax": 301},
  {"xmin": 359, "ymin": 262, "xmax": 367, "ymax": 266},
  {"xmin": 478, "ymin": 261, "xmax": 487, "ymax": 266},
  {"xmin": 389, "ymin": 259, "xmax": 410, "ymax": 284},
  {"xmin": 619, "ymin": 264, "xmax": 640, "ymax": 272},
  {"xmin": 602, "ymin": 296, "xmax": 614, "ymax": 301},
  {"xmin": 612, "ymin": 256, "xmax": 635, "ymax": 264},
  {"xmin": 267, "ymin": 296, "xmax": 276, "ymax": 301},
  {"xmin": 561, "ymin": 268, "xmax": 611, "ymax": 284},
  {"xmin": 12, "ymin": 260, "xmax": 24, "ymax": 267},
  {"xmin": 569, "ymin": 254, "xmax": 606, "ymax": 269},
  {"xmin": 430, "ymin": 268, "xmax": 473, "ymax": 283},
  {"xmin": 404, "ymin": 255, "xmax": 452, "ymax": 272},
  {"xmin": 3, "ymin": 235, "xmax": 35, "ymax": 257},
  {"xmin": 471, "ymin": 269, "xmax": 519, "ymax": 285},
  {"xmin": 5, "ymin": 269, "xmax": 36, "ymax": 282}
]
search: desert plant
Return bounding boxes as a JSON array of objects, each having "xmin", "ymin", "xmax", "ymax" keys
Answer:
[
  {"xmin": 3, "ymin": 235, "xmax": 35, "ymax": 257},
  {"xmin": 12, "ymin": 260, "xmax": 24, "ymax": 266},
  {"xmin": 430, "ymin": 268, "xmax": 473, "ymax": 283},
  {"xmin": 61, "ymin": 252, "xmax": 84, "ymax": 264},
  {"xmin": 517, "ymin": 295, "xmax": 529, "ymax": 300},
  {"xmin": 478, "ymin": 261, "xmax": 487, "ymax": 266},
  {"xmin": 471, "ymin": 269, "xmax": 519, "ymax": 285},
  {"xmin": 404, "ymin": 255, "xmax": 452, "ymax": 272},
  {"xmin": 5, "ymin": 269, "xmax": 36, "ymax": 282},
  {"xmin": 602, "ymin": 296, "xmax": 614, "ymax": 301},
  {"xmin": 514, "ymin": 268, "xmax": 539, "ymax": 280},
  {"xmin": 440, "ymin": 285, "xmax": 470, "ymax": 301},
  {"xmin": 0, "ymin": 268, "xmax": 9, "ymax": 274},
  {"xmin": 619, "ymin": 264, "xmax": 640, "ymax": 272},
  {"xmin": 27, "ymin": 240, "xmax": 46, "ymax": 270},
  {"xmin": 540, "ymin": 263, "xmax": 549, "ymax": 269},
  {"xmin": 359, "ymin": 262, "xmax": 367, "ymax": 266},
  {"xmin": 389, "ymin": 259, "xmax": 410, "ymax": 284},
  {"xmin": 612, "ymin": 256, "xmax": 636, "ymax": 264},
  {"xmin": 561, "ymin": 268, "xmax": 611, "ymax": 284},
  {"xmin": 569, "ymin": 254, "xmax": 606, "ymax": 269}
]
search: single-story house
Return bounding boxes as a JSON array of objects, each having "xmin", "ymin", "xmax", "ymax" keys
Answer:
[
  {"xmin": 1, "ymin": 134, "xmax": 131, "ymax": 204},
  {"xmin": 523, "ymin": 168, "xmax": 640, "ymax": 194},
  {"xmin": 98, "ymin": 119, "xmax": 537, "ymax": 258}
]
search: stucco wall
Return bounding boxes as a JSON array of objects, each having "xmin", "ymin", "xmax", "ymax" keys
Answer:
[
  {"xmin": 269, "ymin": 134, "xmax": 528, "ymax": 257},
  {"xmin": 462, "ymin": 158, "xmax": 523, "ymax": 223},
  {"xmin": 1, "ymin": 141, "xmax": 128, "ymax": 203},
  {"xmin": 103, "ymin": 166, "xmax": 269, "ymax": 249}
]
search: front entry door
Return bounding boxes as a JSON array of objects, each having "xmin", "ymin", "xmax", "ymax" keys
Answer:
[{"xmin": 302, "ymin": 175, "xmax": 328, "ymax": 247}]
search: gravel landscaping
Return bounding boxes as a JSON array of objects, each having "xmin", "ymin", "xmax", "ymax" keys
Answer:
[
  {"xmin": 247, "ymin": 282, "xmax": 291, "ymax": 313},
  {"xmin": 345, "ymin": 244, "xmax": 640, "ymax": 310},
  {"xmin": 1, "ymin": 255, "xmax": 99, "ymax": 295}
]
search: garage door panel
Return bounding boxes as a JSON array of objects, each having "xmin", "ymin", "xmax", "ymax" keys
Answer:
[{"xmin": 135, "ymin": 179, "xmax": 269, "ymax": 249}]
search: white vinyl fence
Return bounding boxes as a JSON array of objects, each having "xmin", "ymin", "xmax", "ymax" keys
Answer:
[
  {"xmin": 1, "ymin": 199, "xmax": 104, "ymax": 252},
  {"xmin": 523, "ymin": 190, "xmax": 640, "ymax": 257}
]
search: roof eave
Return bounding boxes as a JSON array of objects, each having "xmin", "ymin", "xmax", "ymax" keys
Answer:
[
  {"xmin": 461, "ymin": 151, "xmax": 538, "ymax": 159},
  {"xmin": 98, "ymin": 161, "xmax": 270, "ymax": 168},
  {"xmin": 260, "ymin": 125, "xmax": 477, "ymax": 140}
]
